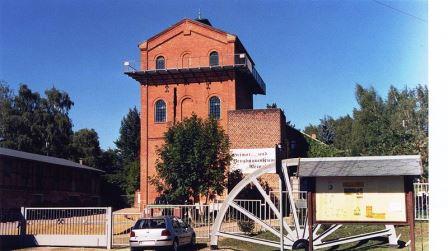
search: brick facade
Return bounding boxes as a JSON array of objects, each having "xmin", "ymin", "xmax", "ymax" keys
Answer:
[{"xmin": 130, "ymin": 18, "xmax": 304, "ymax": 209}]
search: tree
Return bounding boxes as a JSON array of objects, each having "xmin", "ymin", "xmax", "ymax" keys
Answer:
[
  {"xmin": 152, "ymin": 115, "xmax": 231, "ymax": 204},
  {"xmin": 266, "ymin": 103, "xmax": 278, "ymax": 108},
  {"xmin": 302, "ymin": 84, "xmax": 428, "ymax": 177},
  {"xmin": 332, "ymin": 115, "xmax": 354, "ymax": 152},
  {"xmin": 304, "ymin": 135, "xmax": 346, "ymax": 157},
  {"xmin": 0, "ymin": 84, "xmax": 73, "ymax": 158},
  {"xmin": 318, "ymin": 116, "xmax": 335, "ymax": 144},
  {"xmin": 303, "ymin": 124, "xmax": 319, "ymax": 137},
  {"xmin": 106, "ymin": 107, "xmax": 141, "ymax": 205},
  {"xmin": 70, "ymin": 129, "xmax": 102, "ymax": 168},
  {"xmin": 350, "ymin": 84, "xmax": 389, "ymax": 155},
  {"xmin": 115, "ymin": 107, "xmax": 140, "ymax": 164}
]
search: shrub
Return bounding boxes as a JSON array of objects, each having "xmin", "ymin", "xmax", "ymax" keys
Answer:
[{"xmin": 237, "ymin": 219, "xmax": 255, "ymax": 235}]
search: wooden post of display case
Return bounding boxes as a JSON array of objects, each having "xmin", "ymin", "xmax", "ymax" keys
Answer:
[
  {"xmin": 307, "ymin": 178, "xmax": 315, "ymax": 251},
  {"xmin": 406, "ymin": 177, "xmax": 416, "ymax": 251}
]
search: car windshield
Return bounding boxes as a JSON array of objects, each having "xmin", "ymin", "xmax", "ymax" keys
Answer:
[{"xmin": 133, "ymin": 218, "xmax": 166, "ymax": 229}]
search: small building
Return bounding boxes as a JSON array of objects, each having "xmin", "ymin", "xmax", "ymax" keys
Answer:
[{"xmin": 0, "ymin": 147, "xmax": 104, "ymax": 211}]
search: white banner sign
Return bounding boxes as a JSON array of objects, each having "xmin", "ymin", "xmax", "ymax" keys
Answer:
[{"xmin": 230, "ymin": 148, "xmax": 276, "ymax": 174}]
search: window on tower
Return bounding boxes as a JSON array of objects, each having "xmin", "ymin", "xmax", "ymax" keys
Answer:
[
  {"xmin": 156, "ymin": 56, "xmax": 165, "ymax": 69},
  {"xmin": 209, "ymin": 96, "xmax": 221, "ymax": 119},
  {"xmin": 209, "ymin": 51, "xmax": 219, "ymax": 67},
  {"xmin": 155, "ymin": 100, "xmax": 166, "ymax": 122}
]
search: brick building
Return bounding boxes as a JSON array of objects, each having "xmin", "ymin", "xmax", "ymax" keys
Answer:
[
  {"xmin": 0, "ymin": 147, "xmax": 103, "ymax": 211},
  {"xmin": 125, "ymin": 18, "xmax": 306, "ymax": 209}
]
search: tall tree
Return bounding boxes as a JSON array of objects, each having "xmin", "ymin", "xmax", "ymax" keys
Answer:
[
  {"xmin": 152, "ymin": 115, "xmax": 231, "ymax": 204},
  {"xmin": 318, "ymin": 116, "xmax": 335, "ymax": 144},
  {"xmin": 303, "ymin": 124, "xmax": 319, "ymax": 137},
  {"xmin": 70, "ymin": 128, "xmax": 102, "ymax": 168},
  {"xmin": 41, "ymin": 87, "xmax": 74, "ymax": 157},
  {"xmin": 332, "ymin": 115, "xmax": 354, "ymax": 152},
  {"xmin": 115, "ymin": 107, "xmax": 140, "ymax": 164},
  {"xmin": 106, "ymin": 107, "xmax": 141, "ymax": 204},
  {"xmin": 350, "ymin": 84, "xmax": 389, "ymax": 155},
  {"xmin": 0, "ymin": 84, "xmax": 73, "ymax": 158},
  {"xmin": 302, "ymin": 84, "xmax": 428, "ymax": 177}
]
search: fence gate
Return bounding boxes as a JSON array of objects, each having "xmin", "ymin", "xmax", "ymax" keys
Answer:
[
  {"xmin": 24, "ymin": 207, "xmax": 112, "ymax": 248},
  {"xmin": 112, "ymin": 212, "xmax": 141, "ymax": 246}
]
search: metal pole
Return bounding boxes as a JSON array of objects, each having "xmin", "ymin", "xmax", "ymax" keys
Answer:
[{"xmin": 279, "ymin": 177, "xmax": 284, "ymax": 251}]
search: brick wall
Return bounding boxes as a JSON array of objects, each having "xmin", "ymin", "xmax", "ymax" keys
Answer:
[
  {"xmin": 227, "ymin": 108, "xmax": 285, "ymax": 149},
  {"xmin": 138, "ymin": 19, "xmax": 256, "ymax": 208},
  {"xmin": 227, "ymin": 108, "xmax": 285, "ymax": 191}
]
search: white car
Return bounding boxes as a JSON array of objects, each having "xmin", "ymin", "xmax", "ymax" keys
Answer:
[{"xmin": 129, "ymin": 216, "xmax": 196, "ymax": 251}]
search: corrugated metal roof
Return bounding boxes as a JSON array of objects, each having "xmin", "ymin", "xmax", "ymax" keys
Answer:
[
  {"xmin": 0, "ymin": 147, "xmax": 104, "ymax": 173},
  {"xmin": 283, "ymin": 155, "xmax": 422, "ymax": 177}
]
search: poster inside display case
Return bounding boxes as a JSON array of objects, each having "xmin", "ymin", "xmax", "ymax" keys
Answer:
[{"xmin": 315, "ymin": 176, "xmax": 407, "ymax": 222}]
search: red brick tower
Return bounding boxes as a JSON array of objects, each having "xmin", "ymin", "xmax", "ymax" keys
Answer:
[{"xmin": 125, "ymin": 18, "xmax": 266, "ymax": 209}]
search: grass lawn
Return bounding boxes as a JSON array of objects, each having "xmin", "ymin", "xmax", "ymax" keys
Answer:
[{"xmin": 217, "ymin": 222, "xmax": 428, "ymax": 251}]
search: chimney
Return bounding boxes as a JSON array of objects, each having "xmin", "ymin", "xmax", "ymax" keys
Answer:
[{"xmin": 311, "ymin": 133, "xmax": 317, "ymax": 139}]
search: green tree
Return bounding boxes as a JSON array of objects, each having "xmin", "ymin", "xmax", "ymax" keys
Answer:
[
  {"xmin": 70, "ymin": 128, "xmax": 102, "ymax": 168},
  {"xmin": 302, "ymin": 84, "xmax": 428, "ymax": 177},
  {"xmin": 304, "ymin": 135, "xmax": 346, "ymax": 157},
  {"xmin": 350, "ymin": 84, "xmax": 389, "ymax": 155},
  {"xmin": 0, "ymin": 84, "xmax": 73, "ymax": 158},
  {"xmin": 332, "ymin": 115, "xmax": 354, "ymax": 152},
  {"xmin": 152, "ymin": 115, "xmax": 231, "ymax": 204},
  {"xmin": 303, "ymin": 124, "xmax": 319, "ymax": 137},
  {"xmin": 318, "ymin": 116, "xmax": 335, "ymax": 144},
  {"xmin": 106, "ymin": 107, "xmax": 141, "ymax": 205},
  {"xmin": 115, "ymin": 107, "xmax": 140, "ymax": 164}
]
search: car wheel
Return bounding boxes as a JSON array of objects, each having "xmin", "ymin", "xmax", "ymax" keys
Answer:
[
  {"xmin": 172, "ymin": 238, "xmax": 179, "ymax": 251},
  {"xmin": 190, "ymin": 234, "xmax": 196, "ymax": 247},
  {"xmin": 130, "ymin": 247, "xmax": 140, "ymax": 251}
]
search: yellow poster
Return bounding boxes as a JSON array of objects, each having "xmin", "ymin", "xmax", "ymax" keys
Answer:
[{"xmin": 315, "ymin": 176, "xmax": 406, "ymax": 222}]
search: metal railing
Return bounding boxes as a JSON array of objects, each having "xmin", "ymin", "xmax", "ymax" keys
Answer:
[
  {"xmin": 25, "ymin": 207, "xmax": 108, "ymax": 235},
  {"xmin": 0, "ymin": 183, "xmax": 428, "ymax": 248},
  {"xmin": 123, "ymin": 53, "xmax": 266, "ymax": 94},
  {"xmin": 0, "ymin": 209, "xmax": 21, "ymax": 236},
  {"xmin": 124, "ymin": 53, "xmax": 250, "ymax": 72},
  {"xmin": 268, "ymin": 191, "xmax": 307, "ymax": 228},
  {"xmin": 143, "ymin": 199, "xmax": 263, "ymax": 239},
  {"xmin": 414, "ymin": 183, "xmax": 429, "ymax": 220},
  {"xmin": 0, "ymin": 207, "xmax": 112, "ymax": 249}
]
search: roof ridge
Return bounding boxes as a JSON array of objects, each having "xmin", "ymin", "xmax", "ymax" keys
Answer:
[
  {"xmin": 0, "ymin": 147, "xmax": 104, "ymax": 173},
  {"xmin": 139, "ymin": 18, "xmax": 234, "ymax": 47}
]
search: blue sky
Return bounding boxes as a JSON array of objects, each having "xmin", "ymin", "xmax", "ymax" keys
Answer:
[{"xmin": 0, "ymin": 0, "xmax": 427, "ymax": 149}]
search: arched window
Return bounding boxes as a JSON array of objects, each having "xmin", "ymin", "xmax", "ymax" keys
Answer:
[
  {"xmin": 156, "ymin": 56, "xmax": 165, "ymax": 69},
  {"xmin": 155, "ymin": 100, "xmax": 166, "ymax": 122},
  {"xmin": 209, "ymin": 51, "xmax": 219, "ymax": 67},
  {"xmin": 209, "ymin": 96, "xmax": 221, "ymax": 119}
]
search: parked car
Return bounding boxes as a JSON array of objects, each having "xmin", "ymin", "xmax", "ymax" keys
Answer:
[{"xmin": 129, "ymin": 216, "xmax": 196, "ymax": 251}]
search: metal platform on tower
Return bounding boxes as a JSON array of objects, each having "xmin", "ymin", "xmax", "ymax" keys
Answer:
[{"xmin": 123, "ymin": 53, "xmax": 266, "ymax": 95}]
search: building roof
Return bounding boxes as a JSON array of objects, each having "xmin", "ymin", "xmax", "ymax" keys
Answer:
[
  {"xmin": 282, "ymin": 155, "xmax": 422, "ymax": 177},
  {"xmin": 139, "ymin": 18, "xmax": 233, "ymax": 48},
  {"xmin": 0, "ymin": 147, "xmax": 104, "ymax": 173}
]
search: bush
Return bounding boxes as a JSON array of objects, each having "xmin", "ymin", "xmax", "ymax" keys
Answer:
[{"xmin": 237, "ymin": 219, "xmax": 255, "ymax": 235}]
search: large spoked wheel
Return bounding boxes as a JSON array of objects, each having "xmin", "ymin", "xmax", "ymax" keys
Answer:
[
  {"xmin": 210, "ymin": 163, "xmax": 307, "ymax": 249},
  {"xmin": 172, "ymin": 238, "xmax": 179, "ymax": 251}
]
